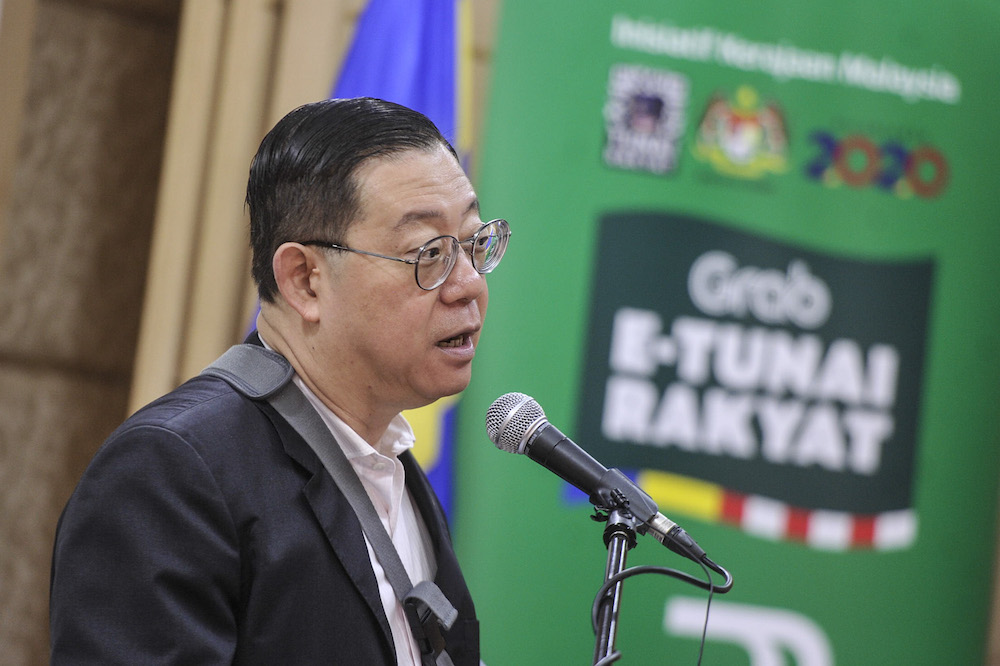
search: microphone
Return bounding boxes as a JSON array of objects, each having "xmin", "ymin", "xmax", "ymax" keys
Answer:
[{"xmin": 485, "ymin": 392, "xmax": 706, "ymax": 562}]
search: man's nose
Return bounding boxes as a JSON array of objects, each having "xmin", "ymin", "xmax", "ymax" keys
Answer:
[{"xmin": 439, "ymin": 248, "xmax": 486, "ymax": 302}]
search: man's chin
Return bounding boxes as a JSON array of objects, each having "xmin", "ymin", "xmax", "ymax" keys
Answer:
[{"xmin": 422, "ymin": 373, "xmax": 473, "ymax": 405}]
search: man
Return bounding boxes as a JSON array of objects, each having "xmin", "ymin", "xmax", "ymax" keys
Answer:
[{"xmin": 50, "ymin": 98, "xmax": 509, "ymax": 664}]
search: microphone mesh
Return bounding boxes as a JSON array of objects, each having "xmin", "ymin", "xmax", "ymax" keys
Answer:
[{"xmin": 485, "ymin": 392, "xmax": 546, "ymax": 454}]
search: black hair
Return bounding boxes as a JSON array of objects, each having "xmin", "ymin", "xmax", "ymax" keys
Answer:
[{"xmin": 246, "ymin": 97, "xmax": 457, "ymax": 302}]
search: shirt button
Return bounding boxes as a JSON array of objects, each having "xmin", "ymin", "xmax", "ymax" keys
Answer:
[{"xmin": 372, "ymin": 461, "xmax": 387, "ymax": 471}]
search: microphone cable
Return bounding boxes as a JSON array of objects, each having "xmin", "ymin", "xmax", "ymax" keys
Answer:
[{"xmin": 590, "ymin": 555, "xmax": 732, "ymax": 665}]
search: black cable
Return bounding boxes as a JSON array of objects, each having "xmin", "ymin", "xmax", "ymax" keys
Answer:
[
  {"xmin": 693, "ymin": 557, "xmax": 715, "ymax": 666},
  {"xmin": 590, "ymin": 557, "xmax": 733, "ymax": 664},
  {"xmin": 701, "ymin": 556, "xmax": 733, "ymax": 594}
]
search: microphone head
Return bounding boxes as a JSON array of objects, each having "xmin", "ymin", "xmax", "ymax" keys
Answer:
[{"xmin": 485, "ymin": 392, "xmax": 547, "ymax": 454}]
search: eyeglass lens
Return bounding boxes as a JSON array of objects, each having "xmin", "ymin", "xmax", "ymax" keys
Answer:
[{"xmin": 415, "ymin": 219, "xmax": 508, "ymax": 290}]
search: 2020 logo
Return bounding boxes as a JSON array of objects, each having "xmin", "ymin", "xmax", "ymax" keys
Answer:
[{"xmin": 805, "ymin": 131, "xmax": 949, "ymax": 198}]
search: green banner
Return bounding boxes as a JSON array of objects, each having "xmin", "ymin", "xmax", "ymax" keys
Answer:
[{"xmin": 455, "ymin": 1, "xmax": 1000, "ymax": 664}]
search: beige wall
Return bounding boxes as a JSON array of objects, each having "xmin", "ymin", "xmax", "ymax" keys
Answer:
[{"xmin": 0, "ymin": 1, "xmax": 178, "ymax": 662}]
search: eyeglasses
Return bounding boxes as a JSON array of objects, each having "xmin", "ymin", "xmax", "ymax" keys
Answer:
[{"xmin": 300, "ymin": 218, "xmax": 511, "ymax": 291}]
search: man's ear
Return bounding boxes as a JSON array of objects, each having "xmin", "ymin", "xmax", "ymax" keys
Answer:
[{"xmin": 272, "ymin": 242, "xmax": 324, "ymax": 322}]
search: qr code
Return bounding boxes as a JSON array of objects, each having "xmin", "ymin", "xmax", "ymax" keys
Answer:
[{"xmin": 603, "ymin": 65, "xmax": 689, "ymax": 175}]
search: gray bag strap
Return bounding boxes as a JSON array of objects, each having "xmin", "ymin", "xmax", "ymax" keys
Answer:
[{"xmin": 204, "ymin": 345, "xmax": 456, "ymax": 666}]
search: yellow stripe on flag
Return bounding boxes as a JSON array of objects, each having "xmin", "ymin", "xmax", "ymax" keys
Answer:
[
  {"xmin": 403, "ymin": 394, "xmax": 459, "ymax": 469},
  {"xmin": 456, "ymin": 0, "xmax": 474, "ymax": 156},
  {"xmin": 637, "ymin": 470, "xmax": 724, "ymax": 523}
]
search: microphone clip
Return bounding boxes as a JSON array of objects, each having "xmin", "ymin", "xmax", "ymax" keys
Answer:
[
  {"xmin": 601, "ymin": 508, "xmax": 640, "ymax": 550},
  {"xmin": 588, "ymin": 472, "xmax": 656, "ymax": 551},
  {"xmin": 589, "ymin": 507, "xmax": 609, "ymax": 523},
  {"xmin": 588, "ymin": 494, "xmax": 641, "ymax": 551},
  {"xmin": 587, "ymin": 468, "xmax": 659, "ymax": 527}
]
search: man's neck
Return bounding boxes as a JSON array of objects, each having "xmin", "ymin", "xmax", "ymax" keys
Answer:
[{"xmin": 256, "ymin": 311, "xmax": 396, "ymax": 445}]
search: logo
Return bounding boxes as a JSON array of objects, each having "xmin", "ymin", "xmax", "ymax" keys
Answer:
[
  {"xmin": 805, "ymin": 130, "xmax": 950, "ymax": 198},
  {"xmin": 577, "ymin": 213, "xmax": 933, "ymax": 550},
  {"xmin": 693, "ymin": 86, "xmax": 788, "ymax": 179},
  {"xmin": 603, "ymin": 64, "xmax": 689, "ymax": 175}
]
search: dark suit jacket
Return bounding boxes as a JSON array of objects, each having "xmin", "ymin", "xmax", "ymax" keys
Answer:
[{"xmin": 50, "ymin": 358, "xmax": 479, "ymax": 664}]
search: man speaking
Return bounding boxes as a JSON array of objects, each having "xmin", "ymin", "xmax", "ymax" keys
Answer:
[{"xmin": 50, "ymin": 98, "xmax": 510, "ymax": 665}]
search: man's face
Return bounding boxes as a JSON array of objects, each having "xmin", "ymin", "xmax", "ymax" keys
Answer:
[{"xmin": 314, "ymin": 145, "xmax": 489, "ymax": 415}]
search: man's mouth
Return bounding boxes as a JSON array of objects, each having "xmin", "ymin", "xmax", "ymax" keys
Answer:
[{"xmin": 438, "ymin": 334, "xmax": 469, "ymax": 348}]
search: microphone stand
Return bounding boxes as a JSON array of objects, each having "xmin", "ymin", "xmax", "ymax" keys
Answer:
[{"xmin": 592, "ymin": 508, "xmax": 639, "ymax": 666}]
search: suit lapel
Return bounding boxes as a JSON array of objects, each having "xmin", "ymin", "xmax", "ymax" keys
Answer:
[
  {"xmin": 402, "ymin": 451, "xmax": 479, "ymax": 664},
  {"xmin": 400, "ymin": 451, "xmax": 467, "ymax": 604},
  {"xmin": 266, "ymin": 405, "xmax": 396, "ymax": 649}
]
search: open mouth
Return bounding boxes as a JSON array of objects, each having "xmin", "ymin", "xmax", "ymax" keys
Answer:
[{"xmin": 438, "ymin": 334, "xmax": 469, "ymax": 348}]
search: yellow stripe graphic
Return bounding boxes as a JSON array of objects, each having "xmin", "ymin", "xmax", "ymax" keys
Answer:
[
  {"xmin": 637, "ymin": 470, "xmax": 724, "ymax": 523},
  {"xmin": 456, "ymin": 0, "xmax": 474, "ymax": 157},
  {"xmin": 403, "ymin": 395, "xmax": 459, "ymax": 469}
]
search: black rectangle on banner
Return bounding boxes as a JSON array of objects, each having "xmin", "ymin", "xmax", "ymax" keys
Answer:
[{"xmin": 577, "ymin": 212, "xmax": 934, "ymax": 514}]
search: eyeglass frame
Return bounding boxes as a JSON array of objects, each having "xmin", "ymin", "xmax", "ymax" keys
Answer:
[{"xmin": 298, "ymin": 218, "xmax": 510, "ymax": 291}]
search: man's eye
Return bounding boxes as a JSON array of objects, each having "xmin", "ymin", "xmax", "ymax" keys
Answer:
[{"xmin": 421, "ymin": 246, "xmax": 443, "ymax": 261}]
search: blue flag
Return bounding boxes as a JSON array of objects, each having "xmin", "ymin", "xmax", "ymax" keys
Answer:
[{"xmin": 332, "ymin": 0, "xmax": 458, "ymax": 146}]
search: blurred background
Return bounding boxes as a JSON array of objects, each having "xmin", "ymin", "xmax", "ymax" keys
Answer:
[{"xmin": 1, "ymin": 1, "xmax": 998, "ymax": 664}]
